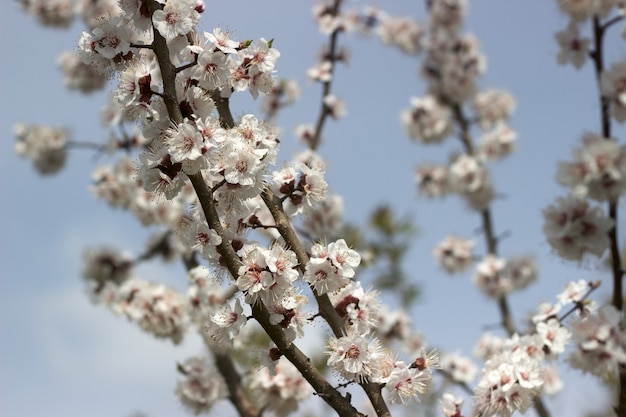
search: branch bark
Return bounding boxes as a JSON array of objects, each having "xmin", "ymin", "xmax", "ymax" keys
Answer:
[{"xmin": 591, "ymin": 16, "xmax": 625, "ymax": 417}]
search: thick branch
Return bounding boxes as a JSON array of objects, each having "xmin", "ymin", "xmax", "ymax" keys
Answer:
[{"xmin": 147, "ymin": 1, "xmax": 182, "ymax": 125}]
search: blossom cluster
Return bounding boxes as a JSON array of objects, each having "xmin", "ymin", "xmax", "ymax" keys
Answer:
[
  {"xmin": 469, "ymin": 279, "xmax": 590, "ymax": 417},
  {"xmin": 249, "ymin": 357, "xmax": 314, "ymax": 417},
  {"xmin": 542, "ymin": 195, "xmax": 614, "ymax": 261},
  {"xmin": 175, "ymin": 356, "xmax": 227, "ymax": 414},
  {"xmin": 471, "ymin": 255, "xmax": 538, "ymax": 298},
  {"xmin": 14, "ymin": 123, "xmax": 68, "ymax": 175}
]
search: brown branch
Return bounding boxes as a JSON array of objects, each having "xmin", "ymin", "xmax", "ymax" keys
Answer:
[
  {"xmin": 310, "ymin": 0, "xmax": 343, "ymax": 151},
  {"xmin": 451, "ymin": 101, "xmax": 549, "ymax": 417},
  {"xmin": 260, "ymin": 188, "xmax": 392, "ymax": 417},
  {"xmin": 147, "ymin": 2, "xmax": 182, "ymax": 125},
  {"xmin": 451, "ymin": 103, "xmax": 516, "ymax": 337},
  {"xmin": 590, "ymin": 16, "xmax": 625, "ymax": 417}
]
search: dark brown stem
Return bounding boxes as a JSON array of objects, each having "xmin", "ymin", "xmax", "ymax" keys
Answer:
[
  {"xmin": 608, "ymin": 202, "xmax": 623, "ymax": 310},
  {"xmin": 147, "ymin": 2, "xmax": 182, "ymax": 125},
  {"xmin": 210, "ymin": 89, "xmax": 235, "ymax": 128},
  {"xmin": 310, "ymin": 0, "xmax": 343, "ymax": 151},
  {"xmin": 591, "ymin": 16, "xmax": 625, "ymax": 417},
  {"xmin": 130, "ymin": 43, "xmax": 153, "ymax": 49},
  {"xmin": 591, "ymin": 18, "xmax": 611, "ymax": 139}
]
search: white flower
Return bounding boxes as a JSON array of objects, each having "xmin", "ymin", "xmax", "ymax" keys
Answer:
[
  {"xmin": 477, "ymin": 123, "xmax": 516, "ymax": 162},
  {"xmin": 249, "ymin": 358, "xmax": 313, "ymax": 417},
  {"xmin": 303, "ymin": 240, "xmax": 359, "ymax": 294},
  {"xmin": 473, "ymin": 89, "xmax": 516, "ymax": 128},
  {"xmin": 557, "ymin": 133, "xmax": 626, "ymax": 201},
  {"xmin": 323, "ymin": 94, "xmax": 347, "ymax": 119},
  {"xmin": 205, "ymin": 28, "xmax": 239, "ymax": 54},
  {"xmin": 536, "ymin": 318, "xmax": 570, "ymax": 356},
  {"xmin": 569, "ymin": 305, "xmax": 626, "ymax": 377},
  {"xmin": 472, "ymin": 255, "xmax": 511, "ymax": 298},
  {"xmin": 440, "ymin": 392, "xmax": 464, "ymax": 417},
  {"xmin": 415, "ymin": 164, "xmax": 450, "ymax": 198},
  {"xmin": 326, "ymin": 331, "xmax": 387, "ymax": 382},
  {"xmin": 385, "ymin": 361, "xmax": 431, "ymax": 404},
  {"xmin": 542, "ymin": 195, "xmax": 614, "ymax": 260},
  {"xmin": 166, "ymin": 121, "xmax": 205, "ymax": 163},
  {"xmin": 402, "ymin": 95, "xmax": 452, "ymax": 143},
  {"xmin": 433, "ymin": 235, "xmax": 474, "ymax": 274},
  {"xmin": 376, "ymin": 15, "xmax": 424, "ymax": 54},
  {"xmin": 152, "ymin": 0, "xmax": 199, "ymax": 41},
  {"xmin": 175, "ymin": 356, "xmax": 227, "ymax": 415},
  {"xmin": 555, "ymin": 22, "xmax": 590, "ymax": 69},
  {"xmin": 557, "ymin": 279, "xmax": 589, "ymax": 305}
]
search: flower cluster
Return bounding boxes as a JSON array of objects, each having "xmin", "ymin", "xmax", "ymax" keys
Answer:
[
  {"xmin": 472, "ymin": 255, "xmax": 538, "ymax": 298},
  {"xmin": 542, "ymin": 195, "xmax": 614, "ymax": 261},
  {"xmin": 18, "ymin": 0, "xmax": 74, "ymax": 28},
  {"xmin": 303, "ymin": 239, "xmax": 361, "ymax": 295},
  {"xmin": 472, "ymin": 334, "xmax": 546, "ymax": 417},
  {"xmin": 601, "ymin": 58, "xmax": 626, "ymax": 122},
  {"xmin": 96, "ymin": 277, "xmax": 189, "ymax": 344},
  {"xmin": 569, "ymin": 305, "xmax": 626, "ymax": 377},
  {"xmin": 329, "ymin": 281, "xmax": 381, "ymax": 333},
  {"xmin": 557, "ymin": 133, "xmax": 626, "ymax": 201},
  {"xmin": 82, "ymin": 246, "xmax": 134, "ymax": 290},
  {"xmin": 401, "ymin": 95, "xmax": 453, "ymax": 144},
  {"xmin": 433, "ymin": 235, "xmax": 475, "ymax": 274},
  {"xmin": 326, "ymin": 330, "xmax": 389, "ymax": 382},
  {"xmin": 271, "ymin": 152, "xmax": 329, "ymax": 217},
  {"xmin": 440, "ymin": 351, "xmax": 478, "ymax": 385},
  {"xmin": 57, "ymin": 51, "xmax": 107, "ymax": 93},
  {"xmin": 175, "ymin": 356, "xmax": 227, "ymax": 415},
  {"xmin": 14, "ymin": 123, "xmax": 68, "ymax": 175},
  {"xmin": 249, "ymin": 357, "xmax": 314, "ymax": 417}
]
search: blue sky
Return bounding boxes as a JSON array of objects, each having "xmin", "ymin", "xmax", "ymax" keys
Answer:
[{"xmin": 1, "ymin": 1, "xmax": 625, "ymax": 417}]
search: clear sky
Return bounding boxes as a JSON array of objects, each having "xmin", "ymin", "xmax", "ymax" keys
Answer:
[{"xmin": 1, "ymin": 1, "xmax": 625, "ymax": 417}]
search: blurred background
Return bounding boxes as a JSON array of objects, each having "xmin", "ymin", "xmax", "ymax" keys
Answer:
[{"xmin": 1, "ymin": 1, "xmax": 625, "ymax": 416}]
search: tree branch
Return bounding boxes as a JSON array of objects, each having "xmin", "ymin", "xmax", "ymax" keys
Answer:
[{"xmin": 590, "ymin": 16, "xmax": 625, "ymax": 417}]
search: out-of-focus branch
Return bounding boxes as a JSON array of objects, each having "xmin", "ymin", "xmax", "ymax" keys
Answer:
[
  {"xmin": 450, "ymin": 102, "xmax": 549, "ymax": 417},
  {"xmin": 451, "ymin": 103, "xmax": 516, "ymax": 337},
  {"xmin": 590, "ymin": 16, "xmax": 625, "ymax": 417},
  {"xmin": 311, "ymin": 0, "xmax": 343, "ymax": 151}
]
